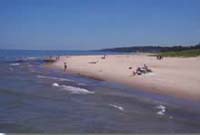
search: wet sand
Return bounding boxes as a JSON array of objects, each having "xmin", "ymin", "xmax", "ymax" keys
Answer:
[{"xmin": 51, "ymin": 54, "xmax": 200, "ymax": 100}]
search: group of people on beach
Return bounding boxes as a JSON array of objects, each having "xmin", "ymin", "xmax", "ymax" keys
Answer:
[
  {"xmin": 62, "ymin": 54, "xmax": 153, "ymax": 77},
  {"xmin": 132, "ymin": 64, "xmax": 152, "ymax": 76}
]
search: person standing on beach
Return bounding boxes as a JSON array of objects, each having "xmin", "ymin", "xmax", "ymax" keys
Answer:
[{"xmin": 64, "ymin": 62, "xmax": 67, "ymax": 72}]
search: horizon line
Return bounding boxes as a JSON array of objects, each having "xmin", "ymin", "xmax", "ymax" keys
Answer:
[{"xmin": 0, "ymin": 43, "xmax": 199, "ymax": 51}]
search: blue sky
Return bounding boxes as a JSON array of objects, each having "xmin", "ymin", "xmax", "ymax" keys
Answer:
[{"xmin": 0, "ymin": 0, "xmax": 199, "ymax": 50}]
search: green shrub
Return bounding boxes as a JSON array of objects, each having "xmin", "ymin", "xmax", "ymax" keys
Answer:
[{"xmin": 159, "ymin": 49, "xmax": 200, "ymax": 57}]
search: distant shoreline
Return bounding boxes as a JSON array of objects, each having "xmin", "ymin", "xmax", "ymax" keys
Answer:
[
  {"xmin": 49, "ymin": 54, "xmax": 200, "ymax": 101},
  {"xmin": 100, "ymin": 43, "xmax": 200, "ymax": 53}
]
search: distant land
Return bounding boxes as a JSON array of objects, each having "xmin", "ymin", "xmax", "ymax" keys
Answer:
[{"xmin": 100, "ymin": 43, "xmax": 200, "ymax": 53}]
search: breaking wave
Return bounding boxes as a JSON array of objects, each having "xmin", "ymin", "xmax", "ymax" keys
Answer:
[
  {"xmin": 37, "ymin": 75, "xmax": 73, "ymax": 82},
  {"xmin": 25, "ymin": 57, "xmax": 39, "ymax": 60},
  {"xmin": 52, "ymin": 83, "xmax": 94, "ymax": 95},
  {"xmin": 10, "ymin": 63, "xmax": 20, "ymax": 66},
  {"xmin": 156, "ymin": 105, "xmax": 166, "ymax": 116},
  {"xmin": 109, "ymin": 104, "xmax": 124, "ymax": 111},
  {"xmin": 52, "ymin": 82, "xmax": 59, "ymax": 87}
]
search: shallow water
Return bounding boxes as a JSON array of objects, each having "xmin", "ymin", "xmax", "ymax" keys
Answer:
[{"xmin": 0, "ymin": 50, "xmax": 200, "ymax": 133}]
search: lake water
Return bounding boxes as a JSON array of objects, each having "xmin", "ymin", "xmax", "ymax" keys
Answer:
[{"xmin": 0, "ymin": 50, "xmax": 200, "ymax": 133}]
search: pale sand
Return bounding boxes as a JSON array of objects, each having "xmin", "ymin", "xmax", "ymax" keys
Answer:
[{"xmin": 51, "ymin": 54, "xmax": 200, "ymax": 100}]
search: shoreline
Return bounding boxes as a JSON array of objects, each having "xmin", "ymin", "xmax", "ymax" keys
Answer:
[{"xmin": 49, "ymin": 54, "xmax": 200, "ymax": 101}]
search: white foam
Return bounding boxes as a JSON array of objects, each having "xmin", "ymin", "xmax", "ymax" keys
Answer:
[
  {"xmin": 37, "ymin": 75, "xmax": 73, "ymax": 82},
  {"xmin": 52, "ymin": 83, "xmax": 94, "ymax": 94},
  {"xmin": 109, "ymin": 104, "xmax": 124, "ymax": 111},
  {"xmin": 156, "ymin": 105, "xmax": 166, "ymax": 116},
  {"xmin": 157, "ymin": 111, "xmax": 165, "ymax": 116},
  {"xmin": 52, "ymin": 83, "xmax": 59, "ymax": 87},
  {"xmin": 61, "ymin": 85, "xmax": 94, "ymax": 94},
  {"xmin": 10, "ymin": 63, "xmax": 20, "ymax": 66},
  {"xmin": 26, "ymin": 57, "xmax": 38, "ymax": 60},
  {"xmin": 156, "ymin": 105, "xmax": 166, "ymax": 110}
]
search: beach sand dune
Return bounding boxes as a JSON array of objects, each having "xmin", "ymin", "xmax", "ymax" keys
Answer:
[{"xmin": 51, "ymin": 54, "xmax": 200, "ymax": 100}]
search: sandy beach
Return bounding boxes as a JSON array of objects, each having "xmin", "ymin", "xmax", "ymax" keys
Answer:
[{"xmin": 51, "ymin": 54, "xmax": 200, "ymax": 100}]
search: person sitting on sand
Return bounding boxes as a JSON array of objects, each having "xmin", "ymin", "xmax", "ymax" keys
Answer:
[
  {"xmin": 133, "ymin": 71, "xmax": 136, "ymax": 76},
  {"xmin": 134, "ymin": 65, "xmax": 152, "ymax": 76},
  {"xmin": 143, "ymin": 64, "xmax": 152, "ymax": 72},
  {"xmin": 64, "ymin": 62, "xmax": 67, "ymax": 72},
  {"xmin": 101, "ymin": 55, "xmax": 106, "ymax": 59},
  {"xmin": 136, "ymin": 67, "xmax": 143, "ymax": 75}
]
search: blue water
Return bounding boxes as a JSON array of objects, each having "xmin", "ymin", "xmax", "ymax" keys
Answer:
[
  {"xmin": 0, "ymin": 49, "xmax": 119, "ymax": 62},
  {"xmin": 0, "ymin": 50, "xmax": 200, "ymax": 133}
]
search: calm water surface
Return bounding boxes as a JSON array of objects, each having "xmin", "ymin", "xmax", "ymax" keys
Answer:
[{"xmin": 0, "ymin": 50, "xmax": 200, "ymax": 133}]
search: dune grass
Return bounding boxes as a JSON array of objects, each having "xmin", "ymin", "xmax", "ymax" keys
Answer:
[{"xmin": 159, "ymin": 49, "xmax": 200, "ymax": 57}]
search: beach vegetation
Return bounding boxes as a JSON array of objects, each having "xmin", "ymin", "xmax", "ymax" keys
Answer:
[{"xmin": 158, "ymin": 49, "xmax": 200, "ymax": 57}]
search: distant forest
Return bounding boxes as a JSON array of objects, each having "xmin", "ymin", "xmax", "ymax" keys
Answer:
[{"xmin": 100, "ymin": 43, "xmax": 200, "ymax": 53}]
